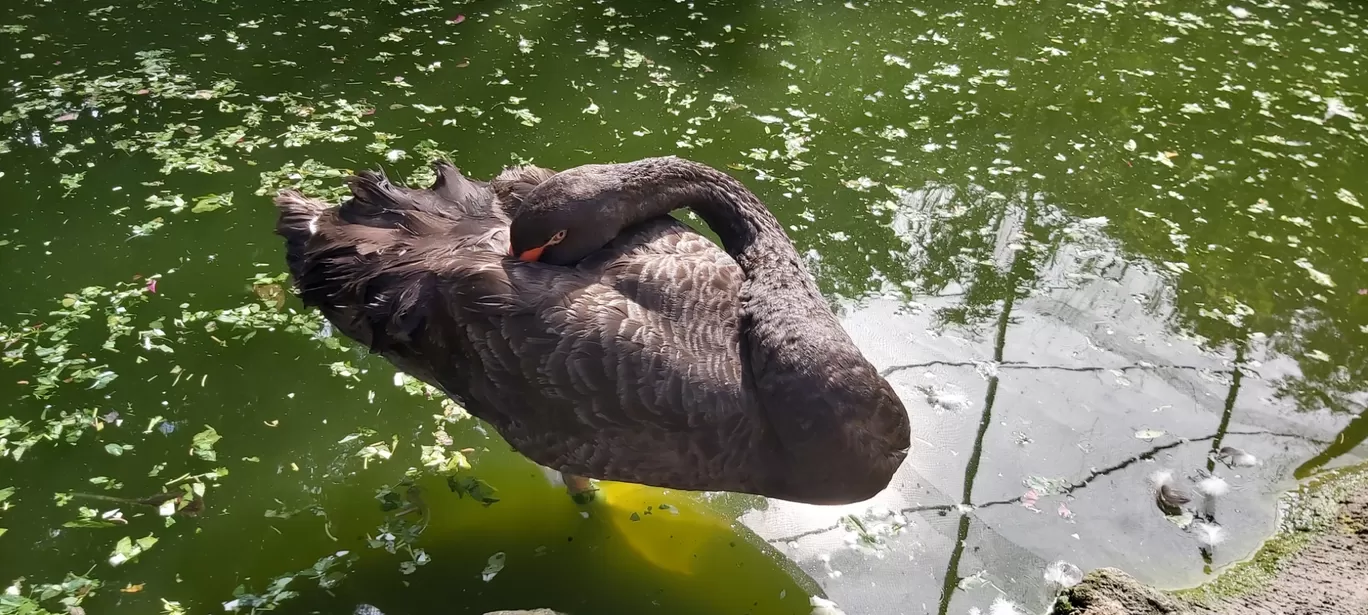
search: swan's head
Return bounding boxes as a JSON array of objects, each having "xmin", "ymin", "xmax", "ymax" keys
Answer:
[
  {"xmin": 509, "ymin": 158, "xmax": 710, "ymax": 265},
  {"xmin": 508, "ymin": 164, "xmax": 642, "ymax": 265}
]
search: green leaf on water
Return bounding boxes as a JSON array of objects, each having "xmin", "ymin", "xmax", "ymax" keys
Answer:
[
  {"xmin": 67, "ymin": 519, "xmax": 119, "ymax": 529},
  {"xmin": 108, "ymin": 533, "xmax": 158, "ymax": 566},
  {"xmin": 0, "ymin": 486, "xmax": 14, "ymax": 505},
  {"xmin": 88, "ymin": 370, "xmax": 118, "ymax": 389},
  {"xmin": 104, "ymin": 443, "xmax": 131, "ymax": 456},
  {"xmin": 503, "ymin": 107, "xmax": 542, "ymax": 127},
  {"xmin": 190, "ymin": 192, "xmax": 233, "ymax": 214},
  {"xmin": 191, "ymin": 426, "xmax": 221, "ymax": 461},
  {"xmin": 1336, "ymin": 188, "xmax": 1362, "ymax": 209},
  {"xmin": 88, "ymin": 476, "xmax": 123, "ymax": 491},
  {"xmin": 1023, "ymin": 475, "xmax": 1072, "ymax": 496},
  {"xmin": 481, "ymin": 552, "xmax": 506, "ymax": 582},
  {"xmin": 447, "ymin": 475, "xmax": 499, "ymax": 506},
  {"xmin": 355, "ymin": 438, "xmax": 395, "ymax": 468},
  {"xmin": 64, "ymin": 511, "xmax": 120, "ymax": 529},
  {"xmin": 130, "ymin": 217, "xmax": 165, "ymax": 238},
  {"xmin": 59, "ymin": 172, "xmax": 86, "ymax": 195},
  {"xmin": 146, "ymin": 193, "xmax": 188, "ymax": 213}
]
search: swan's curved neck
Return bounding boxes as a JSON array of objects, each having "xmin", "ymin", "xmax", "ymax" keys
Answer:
[{"xmin": 612, "ymin": 158, "xmax": 802, "ymax": 275}]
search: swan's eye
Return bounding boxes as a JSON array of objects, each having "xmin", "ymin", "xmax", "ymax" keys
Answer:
[{"xmin": 546, "ymin": 230, "xmax": 567, "ymax": 246}]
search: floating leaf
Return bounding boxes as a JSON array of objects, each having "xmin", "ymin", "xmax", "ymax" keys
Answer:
[
  {"xmin": 143, "ymin": 416, "xmax": 166, "ymax": 434},
  {"xmin": 1335, "ymin": 188, "xmax": 1361, "ymax": 209},
  {"xmin": 108, "ymin": 534, "xmax": 158, "ymax": 566},
  {"xmin": 503, "ymin": 107, "xmax": 541, "ymax": 127},
  {"xmin": 356, "ymin": 439, "xmax": 394, "ymax": 468},
  {"xmin": 64, "ymin": 517, "xmax": 121, "ymax": 528},
  {"xmin": 1305, "ymin": 349, "xmax": 1332, "ymax": 362},
  {"xmin": 253, "ymin": 283, "xmax": 286, "ymax": 310},
  {"xmin": 447, "ymin": 476, "xmax": 499, "ymax": 506},
  {"xmin": 191, "ymin": 426, "xmax": 221, "ymax": 461},
  {"xmin": 1023, "ymin": 475, "xmax": 1071, "ymax": 496},
  {"xmin": 1294, "ymin": 258, "xmax": 1335, "ymax": 288},
  {"xmin": 130, "ymin": 218, "xmax": 166, "ymax": 238},
  {"xmin": 481, "ymin": 552, "xmax": 506, "ymax": 582},
  {"xmin": 88, "ymin": 371, "xmax": 118, "ymax": 390},
  {"xmin": 1165, "ymin": 509, "xmax": 1195, "ymax": 529},
  {"xmin": 190, "ymin": 192, "xmax": 233, "ymax": 214}
]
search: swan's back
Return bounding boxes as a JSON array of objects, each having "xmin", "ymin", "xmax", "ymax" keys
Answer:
[{"xmin": 275, "ymin": 162, "xmax": 775, "ymax": 495}]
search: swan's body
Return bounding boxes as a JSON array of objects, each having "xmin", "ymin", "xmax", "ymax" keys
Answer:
[{"xmin": 274, "ymin": 157, "xmax": 910, "ymax": 504}]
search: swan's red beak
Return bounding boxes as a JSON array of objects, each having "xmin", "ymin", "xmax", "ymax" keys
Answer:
[{"xmin": 517, "ymin": 245, "xmax": 545, "ymax": 262}]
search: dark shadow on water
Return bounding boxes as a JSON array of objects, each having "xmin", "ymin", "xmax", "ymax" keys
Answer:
[{"xmin": 1295, "ymin": 411, "xmax": 1368, "ymax": 479}]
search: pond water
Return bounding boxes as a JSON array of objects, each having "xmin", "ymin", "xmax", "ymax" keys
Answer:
[{"xmin": 1, "ymin": 0, "xmax": 1365, "ymax": 614}]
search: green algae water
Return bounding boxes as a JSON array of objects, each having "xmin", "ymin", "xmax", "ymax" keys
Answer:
[{"xmin": 0, "ymin": 0, "xmax": 1364, "ymax": 613}]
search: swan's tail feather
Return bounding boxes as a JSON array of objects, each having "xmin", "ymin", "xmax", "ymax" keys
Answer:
[
  {"xmin": 431, "ymin": 160, "xmax": 489, "ymax": 206},
  {"xmin": 273, "ymin": 160, "xmax": 561, "ymax": 357},
  {"xmin": 273, "ymin": 190, "xmax": 331, "ymax": 282},
  {"xmin": 273, "ymin": 162, "xmax": 505, "ymax": 354},
  {"xmin": 491, "ymin": 165, "xmax": 558, "ymax": 218}
]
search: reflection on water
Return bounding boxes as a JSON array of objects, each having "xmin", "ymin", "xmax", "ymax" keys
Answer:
[
  {"xmin": 748, "ymin": 180, "xmax": 1357, "ymax": 613},
  {"xmin": 0, "ymin": 0, "xmax": 1364, "ymax": 613},
  {"xmin": 296, "ymin": 472, "xmax": 819, "ymax": 615}
]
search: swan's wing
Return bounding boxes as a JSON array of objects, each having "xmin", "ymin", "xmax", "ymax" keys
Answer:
[{"xmin": 455, "ymin": 220, "xmax": 765, "ymax": 491}]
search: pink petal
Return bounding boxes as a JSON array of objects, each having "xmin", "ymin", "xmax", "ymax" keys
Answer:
[
  {"xmin": 1058, "ymin": 502, "xmax": 1074, "ymax": 519},
  {"xmin": 146, "ymin": 279, "xmax": 158, "ymax": 294},
  {"xmin": 448, "ymin": 14, "xmax": 466, "ymax": 24},
  {"xmin": 55, "ymin": 112, "xmax": 79, "ymax": 122},
  {"xmin": 1358, "ymin": 288, "xmax": 1367, "ymax": 295},
  {"xmin": 1021, "ymin": 489, "xmax": 1039, "ymax": 509}
]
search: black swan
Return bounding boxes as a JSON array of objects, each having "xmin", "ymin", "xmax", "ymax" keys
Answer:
[{"xmin": 273, "ymin": 156, "xmax": 910, "ymax": 505}]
